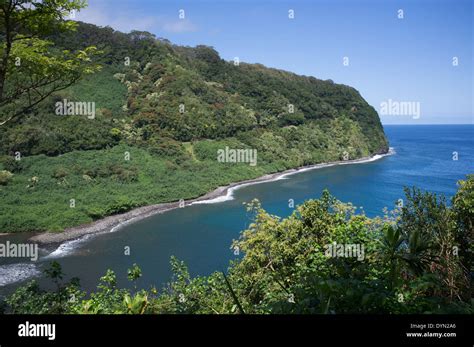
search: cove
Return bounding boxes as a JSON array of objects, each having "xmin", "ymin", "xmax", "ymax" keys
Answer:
[{"xmin": 0, "ymin": 125, "xmax": 472, "ymax": 296}]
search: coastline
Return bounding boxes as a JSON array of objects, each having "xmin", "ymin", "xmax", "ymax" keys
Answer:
[{"xmin": 27, "ymin": 149, "xmax": 394, "ymax": 245}]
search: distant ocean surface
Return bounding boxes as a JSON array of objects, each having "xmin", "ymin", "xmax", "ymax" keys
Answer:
[{"xmin": 0, "ymin": 125, "xmax": 473, "ymax": 294}]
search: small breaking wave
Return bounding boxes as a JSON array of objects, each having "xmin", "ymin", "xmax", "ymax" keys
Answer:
[
  {"xmin": 43, "ymin": 234, "xmax": 94, "ymax": 259},
  {"xmin": 109, "ymin": 216, "xmax": 142, "ymax": 233},
  {"xmin": 0, "ymin": 263, "xmax": 41, "ymax": 286},
  {"xmin": 191, "ymin": 193, "xmax": 235, "ymax": 205}
]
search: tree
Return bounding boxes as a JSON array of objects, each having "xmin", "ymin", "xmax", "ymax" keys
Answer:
[
  {"xmin": 0, "ymin": 0, "xmax": 101, "ymax": 125},
  {"xmin": 451, "ymin": 175, "xmax": 474, "ymax": 300}
]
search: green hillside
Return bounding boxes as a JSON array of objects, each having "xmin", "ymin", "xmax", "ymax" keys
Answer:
[{"xmin": 0, "ymin": 22, "xmax": 388, "ymax": 233}]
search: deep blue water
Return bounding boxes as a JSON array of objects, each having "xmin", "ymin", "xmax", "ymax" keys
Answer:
[{"xmin": 0, "ymin": 125, "xmax": 472, "ymax": 294}]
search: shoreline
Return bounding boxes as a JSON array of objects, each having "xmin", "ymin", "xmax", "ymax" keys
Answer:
[{"xmin": 27, "ymin": 149, "xmax": 394, "ymax": 245}]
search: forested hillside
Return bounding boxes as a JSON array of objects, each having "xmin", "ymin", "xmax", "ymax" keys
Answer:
[{"xmin": 0, "ymin": 22, "xmax": 388, "ymax": 233}]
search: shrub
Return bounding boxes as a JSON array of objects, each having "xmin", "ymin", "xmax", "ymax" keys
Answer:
[
  {"xmin": 110, "ymin": 128, "xmax": 122, "ymax": 139},
  {"xmin": 105, "ymin": 198, "xmax": 138, "ymax": 215},
  {"xmin": 52, "ymin": 167, "xmax": 69, "ymax": 179},
  {"xmin": 0, "ymin": 170, "xmax": 13, "ymax": 185},
  {"xmin": 1, "ymin": 156, "xmax": 23, "ymax": 173},
  {"xmin": 148, "ymin": 137, "xmax": 189, "ymax": 164}
]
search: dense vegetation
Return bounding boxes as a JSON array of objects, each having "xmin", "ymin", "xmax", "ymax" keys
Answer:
[
  {"xmin": 0, "ymin": 21, "xmax": 388, "ymax": 233},
  {"xmin": 2, "ymin": 176, "xmax": 472, "ymax": 314}
]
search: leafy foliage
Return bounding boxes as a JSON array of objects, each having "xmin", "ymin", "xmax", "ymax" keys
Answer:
[{"xmin": 0, "ymin": 0, "xmax": 101, "ymax": 125}]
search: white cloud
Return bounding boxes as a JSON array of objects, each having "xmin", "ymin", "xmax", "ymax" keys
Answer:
[{"xmin": 75, "ymin": 2, "xmax": 198, "ymax": 34}]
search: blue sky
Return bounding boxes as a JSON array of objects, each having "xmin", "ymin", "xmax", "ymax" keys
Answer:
[{"xmin": 76, "ymin": 0, "xmax": 473, "ymax": 124}]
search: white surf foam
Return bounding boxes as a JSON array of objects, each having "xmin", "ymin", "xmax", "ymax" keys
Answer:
[
  {"xmin": 191, "ymin": 182, "xmax": 257, "ymax": 205},
  {"xmin": 190, "ymin": 193, "xmax": 235, "ymax": 205},
  {"xmin": 43, "ymin": 234, "xmax": 93, "ymax": 259},
  {"xmin": 0, "ymin": 263, "xmax": 41, "ymax": 286},
  {"xmin": 109, "ymin": 216, "xmax": 142, "ymax": 234},
  {"xmin": 43, "ymin": 210, "xmax": 176, "ymax": 259}
]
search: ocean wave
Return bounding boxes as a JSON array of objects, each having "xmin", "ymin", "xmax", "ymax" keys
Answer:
[
  {"xmin": 191, "ymin": 178, "xmax": 285, "ymax": 205},
  {"xmin": 43, "ymin": 234, "xmax": 94, "ymax": 259},
  {"xmin": 281, "ymin": 148, "xmax": 395, "ymax": 179},
  {"xmin": 190, "ymin": 193, "xmax": 235, "ymax": 205},
  {"xmin": 0, "ymin": 263, "xmax": 41, "ymax": 286},
  {"xmin": 109, "ymin": 215, "xmax": 142, "ymax": 233},
  {"xmin": 341, "ymin": 148, "xmax": 395, "ymax": 164},
  {"xmin": 44, "ymin": 215, "xmax": 147, "ymax": 259}
]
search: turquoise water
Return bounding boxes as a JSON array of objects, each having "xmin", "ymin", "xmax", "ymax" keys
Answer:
[{"xmin": 0, "ymin": 125, "xmax": 472, "ymax": 294}]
